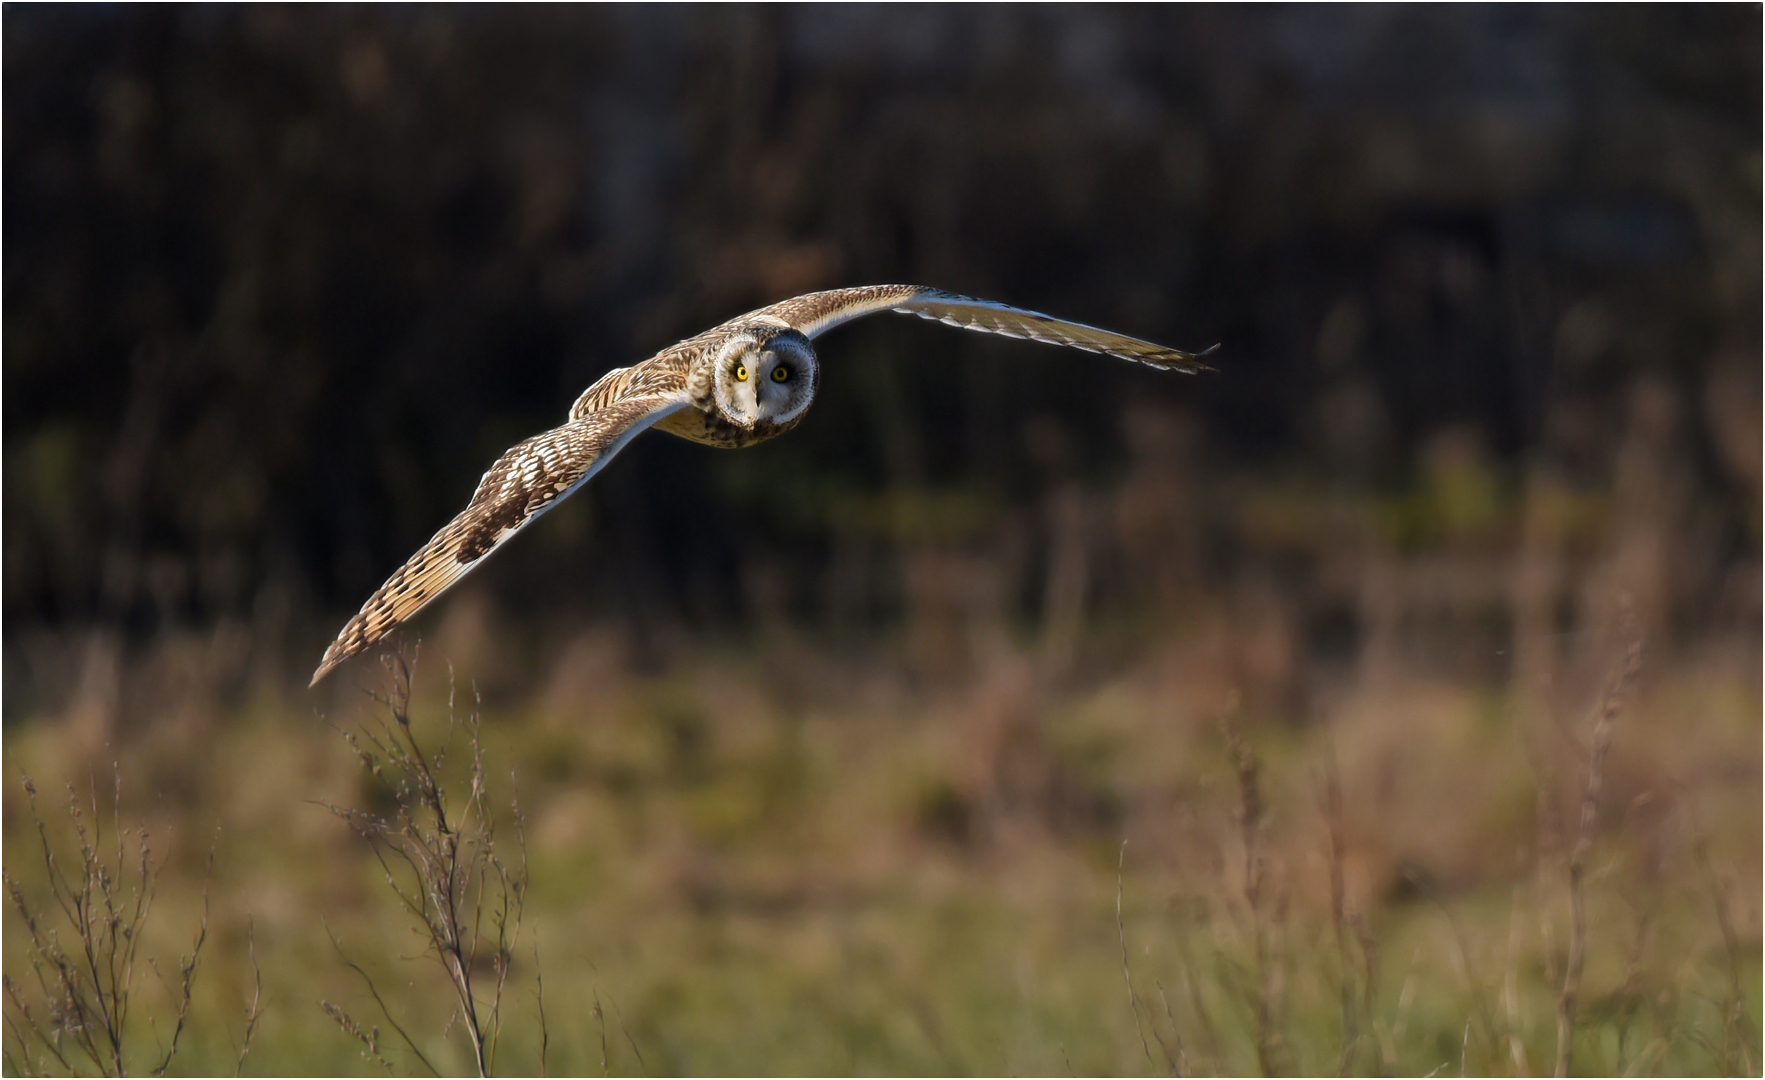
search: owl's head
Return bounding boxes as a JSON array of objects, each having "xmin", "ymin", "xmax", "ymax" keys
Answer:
[{"xmin": 711, "ymin": 326, "xmax": 818, "ymax": 428}]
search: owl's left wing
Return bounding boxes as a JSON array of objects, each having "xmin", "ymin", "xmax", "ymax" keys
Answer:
[
  {"xmin": 311, "ymin": 394, "xmax": 687, "ymax": 686},
  {"xmin": 752, "ymin": 285, "xmax": 1214, "ymax": 372}
]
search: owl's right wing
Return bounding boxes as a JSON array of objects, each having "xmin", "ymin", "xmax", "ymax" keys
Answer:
[
  {"xmin": 752, "ymin": 285, "xmax": 1214, "ymax": 372},
  {"xmin": 311, "ymin": 394, "xmax": 688, "ymax": 686}
]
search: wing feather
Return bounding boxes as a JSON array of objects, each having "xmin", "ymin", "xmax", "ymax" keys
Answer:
[
  {"xmin": 750, "ymin": 285, "xmax": 1213, "ymax": 371},
  {"xmin": 310, "ymin": 395, "xmax": 686, "ymax": 686}
]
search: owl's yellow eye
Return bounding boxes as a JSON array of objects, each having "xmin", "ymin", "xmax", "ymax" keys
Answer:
[
  {"xmin": 734, "ymin": 364, "xmax": 749, "ymax": 382},
  {"xmin": 771, "ymin": 366, "xmax": 790, "ymax": 383}
]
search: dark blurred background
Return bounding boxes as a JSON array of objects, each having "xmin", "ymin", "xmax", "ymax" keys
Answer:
[
  {"xmin": 4, "ymin": 8, "xmax": 1761, "ymax": 1073},
  {"xmin": 4, "ymin": 4, "xmax": 1758, "ymax": 715}
]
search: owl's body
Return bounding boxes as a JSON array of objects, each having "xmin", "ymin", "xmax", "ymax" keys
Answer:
[
  {"xmin": 573, "ymin": 322, "xmax": 818, "ymax": 449},
  {"xmin": 311, "ymin": 285, "xmax": 1210, "ymax": 686}
]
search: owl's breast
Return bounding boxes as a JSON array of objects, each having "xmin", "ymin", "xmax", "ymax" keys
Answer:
[{"xmin": 654, "ymin": 406, "xmax": 804, "ymax": 448}]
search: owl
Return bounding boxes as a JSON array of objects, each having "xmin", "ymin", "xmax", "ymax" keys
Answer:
[{"xmin": 311, "ymin": 285, "xmax": 1211, "ymax": 685}]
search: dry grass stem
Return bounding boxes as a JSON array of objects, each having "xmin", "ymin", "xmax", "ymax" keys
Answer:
[
  {"xmin": 1154, "ymin": 978, "xmax": 1192, "ymax": 1078},
  {"xmin": 320, "ymin": 998, "xmax": 395, "ymax": 1074},
  {"xmin": 1554, "ymin": 629, "xmax": 1643, "ymax": 1078},
  {"xmin": 2, "ymin": 769, "xmax": 208, "ymax": 1078},
  {"xmin": 1170, "ymin": 919, "xmax": 1226, "ymax": 1069},
  {"xmin": 145, "ymin": 855, "xmax": 209, "ymax": 1076},
  {"xmin": 592, "ymin": 991, "xmax": 609, "ymax": 1078},
  {"xmin": 610, "ymin": 995, "xmax": 644, "ymax": 1073},
  {"xmin": 532, "ymin": 945, "xmax": 549, "ymax": 1078},
  {"xmin": 234, "ymin": 919, "xmax": 262, "ymax": 1077},
  {"xmin": 1419, "ymin": 880, "xmax": 1501, "ymax": 1069},
  {"xmin": 1687, "ymin": 807, "xmax": 1758, "ymax": 1076},
  {"xmin": 1225, "ymin": 720, "xmax": 1285, "ymax": 1076},
  {"xmin": 323, "ymin": 652, "xmax": 534, "ymax": 1077},
  {"xmin": 324, "ymin": 921, "xmax": 441, "ymax": 1076},
  {"xmin": 1502, "ymin": 895, "xmax": 1530, "ymax": 1076},
  {"xmin": 1319, "ymin": 755, "xmax": 1363, "ymax": 1077},
  {"xmin": 1115, "ymin": 840, "xmax": 1159, "ymax": 1069}
]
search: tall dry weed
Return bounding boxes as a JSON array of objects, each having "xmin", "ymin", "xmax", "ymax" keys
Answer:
[
  {"xmin": 321, "ymin": 653, "xmax": 543, "ymax": 1077},
  {"xmin": 2, "ymin": 770, "xmax": 211, "ymax": 1077}
]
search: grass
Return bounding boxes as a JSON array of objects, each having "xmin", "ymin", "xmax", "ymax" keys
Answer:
[
  {"xmin": 319, "ymin": 652, "xmax": 537, "ymax": 1077},
  {"xmin": 3, "ymin": 604, "xmax": 1759, "ymax": 1074},
  {"xmin": 3, "ymin": 770, "xmax": 213, "ymax": 1077}
]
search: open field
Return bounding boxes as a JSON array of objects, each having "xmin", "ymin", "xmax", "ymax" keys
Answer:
[{"xmin": 6, "ymin": 491, "xmax": 1759, "ymax": 1075}]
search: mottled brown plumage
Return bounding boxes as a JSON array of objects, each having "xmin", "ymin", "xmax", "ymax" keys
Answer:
[{"xmin": 312, "ymin": 286, "xmax": 1210, "ymax": 685}]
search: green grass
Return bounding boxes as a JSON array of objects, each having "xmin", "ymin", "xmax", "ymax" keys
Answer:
[{"xmin": 4, "ymin": 630, "xmax": 1759, "ymax": 1076}]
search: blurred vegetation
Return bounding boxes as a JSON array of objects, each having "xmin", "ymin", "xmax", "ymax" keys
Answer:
[{"xmin": 3, "ymin": 5, "xmax": 1759, "ymax": 1076}]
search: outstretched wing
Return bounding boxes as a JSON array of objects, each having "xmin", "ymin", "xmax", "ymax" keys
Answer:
[
  {"xmin": 311, "ymin": 395, "xmax": 687, "ymax": 686},
  {"xmin": 751, "ymin": 285, "xmax": 1214, "ymax": 371}
]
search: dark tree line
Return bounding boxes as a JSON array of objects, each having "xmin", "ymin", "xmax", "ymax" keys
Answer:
[{"xmin": 4, "ymin": 6, "xmax": 1757, "ymax": 675}]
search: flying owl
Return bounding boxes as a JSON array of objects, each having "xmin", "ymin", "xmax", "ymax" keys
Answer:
[{"xmin": 311, "ymin": 285, "xmax": 1211, "ymax": 686}]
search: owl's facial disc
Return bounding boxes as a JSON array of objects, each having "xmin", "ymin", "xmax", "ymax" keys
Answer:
[{"xmin": 713, "ymin": 329, "xmax": 815, "ymax": 428}]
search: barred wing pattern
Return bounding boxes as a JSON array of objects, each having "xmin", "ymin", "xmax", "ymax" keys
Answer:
[
  {"xmin": 310, "ymin": 396, "xmax": 686, "ymax": 685},
  {"xmin": 756, "ymin": 285, "xmax": 1214, "ymax": 372}
]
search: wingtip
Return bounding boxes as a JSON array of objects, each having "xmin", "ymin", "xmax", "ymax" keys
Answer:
[
  {"xmin": 1179, "ymin": 342, "xmax": 1221, "ymax": 373},
  {"xmin": 309, "ymin": 644, "xmax": 346, "ymax": 688}
]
